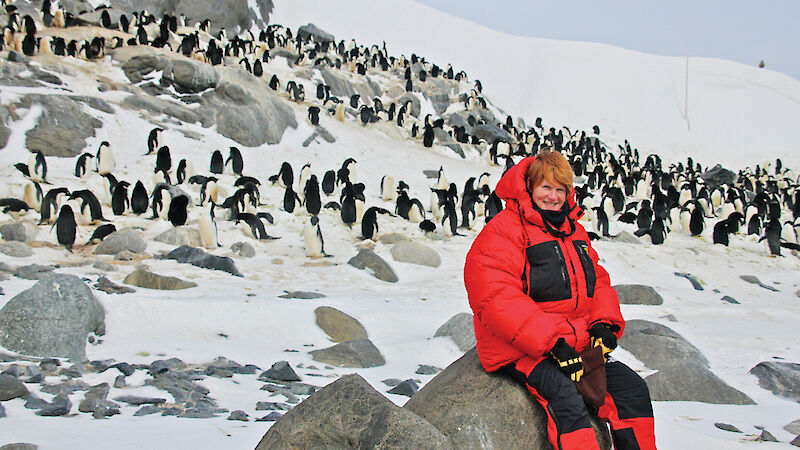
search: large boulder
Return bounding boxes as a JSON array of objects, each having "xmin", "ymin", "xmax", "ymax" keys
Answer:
[
  {"xmin": 123, "ymin": 268, "xmax": 198, "ymax": 290},
  {"xmin": 309, "ymin": 338, "xmax": 385, "ymax": 368},
  {"xmin": 613, "ymin": 285, "xmax": 664, "ymax": 305},
  {"xmin": 94, "ymin": 228, "xmax": 147, "ymax": 255},
  {"xmin": 297, "ymin": 23, "xmax": 335, "ymax": 44},
  {"xmin": 256, "ymin": 373, "xmax": 452, "ymax": 449},
  {"xmin": 700, "ymin": 164, "xmax": 736, "ymax": 190},
  {"xmin": 433, "ymin": 313, "xmax": 476, "ymax": 352},
  {"xmin": 153, "ymin": 227, "xmax": 204, "ymax": 247},
  {"xmin": 749, "ymin": 361, "xmax": 800, "ymax": 403},
  {"xmin": 0, "ymin": 222, "xmax": 39, "ymax": 242},
  {"xmin": 20, "ymin": 94, "xmax": 104, "ymax": 157},
  {"xmin": 108, "ymin": 0, "xmax": 264, "ymax": 35},
  {"xmin": 314, "ymin": 306, "xmax": 368, "ymax": 343},
  {"xmin": 620, "ymin": 320, "xmax": 754, "ymax": 404},
  {"xmin": 404, "ymin": 348, "xmax": 611, "ymax": 449},
  {"xmin": 0, "ymin": 274, "xmax": 105, "ymax": 361},
  {"xmin": 158, "ymin": 245, "xmax": 243, "ymax": 277},
  {"xmin": 319, "ymin": 68, "xmax": 357, "ymax": 98},
  {"xmin": 390, "ymin": 240, "xmax": 441, "ymax": 267},
  {"xmin": 348, "ymin": 249, "xmax": 398, "ymax": 283}
]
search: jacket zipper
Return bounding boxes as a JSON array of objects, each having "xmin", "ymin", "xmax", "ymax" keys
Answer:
[{"xmin": 558, "ymin": 237, "xmax": 580, "ymax": 311}]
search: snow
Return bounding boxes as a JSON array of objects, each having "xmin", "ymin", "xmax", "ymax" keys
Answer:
[{"xmin": 1, "ymin": 0, "xmax": 799, "ymax": 448}]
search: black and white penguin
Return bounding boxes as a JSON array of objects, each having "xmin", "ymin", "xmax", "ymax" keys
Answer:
[
  {"xmin": 198, "ymin": 203, "xmax": 218, "ymax": 248},
  {"xmin": 226, "ymin": 146, "xmax": 244, "ymax": 176},
  {"xmin": 712, "ymin": 219, "xmax": 730, "ymax": 246},
  {"xmin": 38, "ymin": 187, "xmax": 69, "ymax": 225},
  {"xmin": 53, "ymin": 204, "xmax": 77, "ymax": 251},
  {"xmin": 422, "ymin": 125, "xmax": 434, "ymax": 148},
  {"xmin": 340, "ymin": 158, "xmax": 357, "ymax": 184},
  {"xmin": 23, "ymin": 181, "xmax": 43, "ymax": 212},
  {"xmin": 167, "ymin": 195, "xmax": 190, "ymax": 226},
  {"xmin": 146, "ymin": 127, "xmax": 163, "ymax": 154},
  {"xmin": 68, "ymin": 189, "xmax": 105, "ymax": 224},
  {"xmin": 150, "ymin": 183, "xmax": 171, "ymax": 219},
  {"xmin": 111, "ymin": 181, "xmax": 130, "ymax": 215},
  {"xmin": 270, "ymin": 161, "xmax": 293, "ymax": 187},
  {"xmin": 303, "ymin": 175, "xmax": 321, "ymax": 216},
  {"xmin": 96, "ymin": 141, "xmax": 115, "ymax": 175},
  {"xmin": 74, "ymin": 152, "xmax": 94, "ymax": 178},
  {"xmin": 210, "ymin": 149, "xmax": 224, "ymax": 174},
  {"xmin": 283, "ymin": 185, "xmax": 301, "ymax": 213},
  {"xmin": 688, "ymin": 201, "xmax": 705, "ymax": 236},
  {"xmin": 298, "ymin": 163, "xmax": 312, "ymax": 197},
  {"xmin": 235, "ymin": 212, "xmax": 271, "ymax": 240},
  {"xmin": 322, "ymin": 170, "xmax": 336, "ymax": 195},
  {"xmin": 153, "ymin": 146, "xmax": 172, "ymax": 176},
  {"xmin": 308, "ymin": 106, "xmax": 320, "ymax": 125},
  {"xmin": 441, "ymin": 195, "xmax": 461, "ymax": 236},
  {"xmin": 419, "ymin": 219, "xmax": 437, "ymax": 236},
  {"xmin": 176, "ymin": 159, "xmax": 191, "ymax": 184},
  {"xmin": 380, "ymin": 175, "xmax": 397, "ymax": 201},
  {"xmin": 592, "ymin": 206, "xmax": 610, "ymax": 238},
  {"xmin": 761, "ymin": 218, "xmax": 783, "ymax": 256},
  {"xmin": 302, "ymin": 215, "xmax": 328, "ymax": 258},
  {"xmin": 87, "ymin": 223, "xmax": 116, "ymax": 244},
  {"xmin": 361, "ymin": 206, "xmax": 391, "ymax": 240},
  {"xmin": 340, "ymin": 189, "xmax": 357, "ymax": 228},
  {"xmin": 29, "ymin": 150, "xmax": 47, "ymax": 183},
  {"xmin": 130, "ymin": 181, "xmax": 149, "ymax": 215}
]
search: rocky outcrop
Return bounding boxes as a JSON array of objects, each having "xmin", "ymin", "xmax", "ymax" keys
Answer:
[
  {"xmin": 20, "ymin": 94, "xmax": 105, "ymax": 157},
  {"xmin": 0, "ymin": 222, "xmax": 39, "ymax": 242},
  {"xmin": 309, "ymin": 338, "xmax": 385, "ymax": 368},
  {"xmin": 314, "ymin": 306, "xmax": 368, "ymax": 343},
  {"xmin": 749, "ymin": 361, "xmax": 800, "ymax": 403}
]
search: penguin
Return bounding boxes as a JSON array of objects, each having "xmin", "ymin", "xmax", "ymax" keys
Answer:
[
  {"xmin": 380, "ymin": 175, "xmax": 397, "ymax": 201},
  {"xmin": 23, "ymin": 181, "xmax": 43, "ymax": 212},
  {"xmin": 302, "ymin": 215, "xmax": 328, "ymax": 257},
  {"xmin": 210, "ymin": 150, "xmax": 224, "ymax": 174},
  {"xmin": 176, "ymin": 159, "xmax": 191, "ymax": 184},
  {"xmin": 68, "ymin": 190, "xmax": 105, "ymax": 223},
  {"xmin": 111, "ymin": 181, "xmax": 130, "ymax": 215},
  {"xmin": 334, "ymin": 102, "xmax": 345, "ymax": 121},
  {"xmin": 236, "ymin": 212, "xmax": 274, "ymax": 240},
  {"xmin": 0, "ymin": 198, "xmax": 31, "ymax": 216},
  {"xmin": 484, "ymin": 191, "xmax": 503, "ymax": 223},
  {"xmin": 303, "ymin": 175, "xmax": 321, "ymax": 216},
  {"xmin": 422, "ymin": 125, "xmax": 434, "ymax": 148},
  {"xmin": 198, "ymin": 204, "xmax": 218, "ymax": 248},
  {"xmin": 270, "ymin": 161, "xmax": 294, "ymax": 187},
  {"xmin": 154, "ymin": 145, "xmax": 172, "ymax": 175},
  {"xmin": 167, "ymin": 195, "xmax": 190, "ymax": 226},
  {"xmin": 283, "ymin": 185, "xmax": 301, "ymax": 213},
  {"xmin": 75, "ymin": 152, "xmax": 94, "ymax": 178},
  {"xmin": 29, "ymin": 150, "xmax": 47, "ymax": 183},
  {"xmin": 322, "ymin": 170, "xmax": 336, "ymax": 195},
  {"xmin": 341, "ymin": 158, "xmax": 358, "ymax": 184},
  {"xmin": 441, "ymin": 195, "xmax": 461, "ymax": 236},
  {"xmin": 96, "ymin": 141, "xmax": 115, "ymax": 175},
  {"xmin": 130, "ymin": 181, "xmax": 149, "ymax": 215},
  {"xmin": 52, "ymin": 204, "xmax": 77, "ymax": 251},
  {"xmin": 226, "ymin": 146, "xmax": 244, "ymax": 176},
  {"xmin": 146, "ymin": 127, "xmax": 163, "ymax": 154},
  {"xmin": 712, "ymin": 219, "xmax": 730, "ymax": 246},
  {"xmin": 419, "ymin": 219, "xmax": 436, "ymax": 236},
  {"xmin": 592, "ymin": 206, "xmax": 610, "ymax": 238},
  {"xmin": 87, "ymin": 223, "xmax": 116, "ymax": 244},
  {"xmin": 761, "ymin": 218, "xmax": 783, "ymax": 256},
  {"xmin": 308, "ymin": 106, "xmax": 320, "ymax": 125},
  {"xmin": 649, "ymin": 217, "xmax": 668, "ymax": 245},
  {"xmin": 39, "ymin": 187, "xmax": 69, "ymax": 225},
  {"xmin": 361, "ymin": 206, "xmax": 391, "ymax": 240},
  {"xmin": 340, "ymin": 189, "xmax": 357, "ymax": 227},
  {"xmin": 688, "ymin": 201, "xmax": 705, "ymax": 236},
  {"xmin": 150, "ymin": 183, "xmax": 171, "ymax": 219},
  {"xmin": 298, "ymin": 163, "xmax": 312, "ymax": 197}
]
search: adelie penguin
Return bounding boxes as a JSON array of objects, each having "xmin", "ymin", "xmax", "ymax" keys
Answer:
[
  {"xmin": 68, "ymin": 189, "xmax": 105, "ymax": 224},
  {"xmin": 87, "ymin": 223, "xmax": 116, "ymax": 244},
  {"xmin": 303, "ymin": 175, "xmax": 321, "ymax": 216},
  {"xmin": 154, "ymin": 145, "xmax": 172, "ymax": 174},
  {"xmin": 302, "ymin": 215, "xmax": 329, "ymax": 258},
  {"xmin": 167, "ymin": 195, "xmax": 190, "ymax": 226},
  {"xmin": 199, "ymin": 203, "xmax": 218, "ymax": 248},
  {"xmin": 226, "ymin": 147, "xmax": 244, "ymax": 176},
  {"xmin": 361, "ymin": 206, "xmax": 391, "ymax": 240},
  {"xmin": 39, "ymin": 187, "xmax": 70, "ymax": 225},
  {"xmin": 210, "ymin": 150, "xmax": 224, "ymax": 174},
  {"xmin": 130, "ymin": 181, "xmax": 149, "ymax": 215},
  {"xmin": 75, "ymin": 152, "xmax": 93, "ymax": 178},
  {"xmin": 52, "ymin": 204, "xmax": 77, "ymax": 252},
  {"xmin": 111, "ymin": 181, "xmax": 130, "ymax": 215},
  {"xmin": 321, "ymin": 170, "xmax": 336, "ymax": 195},
  {"xmin": 307, "ymin": 106, "xmax": 320, "ymax": 126},
  {"xmin": 96, "ymin": 141, "xmax": 115, "ymax": 175},
  {"xmin": 28, "ymin": 150, "xmax": 47, "ymax": 183},
  {"xmin": 146, "ymin": 127, "xmax": 163, "ymax": 154},
  {"xmin": 283, "ymin": 184, "xmax": 301, "ymax": 213}
]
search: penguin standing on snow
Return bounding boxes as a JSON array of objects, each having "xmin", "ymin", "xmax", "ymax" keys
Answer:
[
  {"xmin": 322, "ymin": 170, "xmax": 336, "ymax": 195},
  {"xmin": 303, "ymin": 175, "xmax": 321, "ymax": 216},
  {"xmin": 68, "ymin": 189, "xmax": 105, "ymax": 223},
  {"xmin": 111, "ymin": 181, "xmax": 130, "ymax": 215},
  {"xmin": 302, "ymin": 215, "xmax": 328, "ymax": 258},
  {"xmin": 168, "ymin": 195, "xmax": 190, "ymax": 226},
  {"xmin": 226, "ymin": 146, "xmax": 244, "ymax": 176},
  {"xmin": 150, "ymin": 183, "xmax": 171, "ymax": 219},
  {"xmin": 29, "ymin": 150, "xmax": 47, "ymax": 183},
  {"xmin": 155, "ymin": 145, "xmax": 172, "ymax": 174},
  {"xmin": 361, "ymin": 206, "xmax": 391, "ymax": 240},
  {"xmin": 210, "ymin": 150, "xmax": 224, "ymax": 174},
  {"xmin": 380, "ymin": 175, "xmax": 397, "ymax": 201},
  {"xmin": 23, "ymin": 182, "xmax": 43, "ymax": 212},
  {"xmin": 198, "ymin": 203, "xmax": 218, "ymax": 248},
  {"xmin": 340, "ymin": 188, "xmax": 357, "ymax": 228},
  {"xmin": 38, "ymin": 187, "xmax": 70, "ymax": 225},
  {"xmin": 53, "ymin": 204, "xmax": 77, "ymax": 251},
  {"xmin": 96, "ymin": 141, "xmax": 115, "ymax": 175},
  {"xmin": 176, "ymin": 159, "xmax": 192, "ymax": 184},
  {"xmin": 74, "ymin": 152, "xmax": 94, "ymax": 178},
  {"xmin": 270, "ymin": 161, "xmax": 294, "ymax": 187},
  {"xmin": 146, "ymin": 127, "xmax": 163, "ymax": 154},
  {"xmin": 283, "ymin": 185, "xmax": 301, "ymax": 213},
  {"xmin": 130, "ymin": 181, "xmax": 149, "ymax": 215}
]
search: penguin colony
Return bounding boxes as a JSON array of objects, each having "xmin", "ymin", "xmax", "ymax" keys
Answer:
[{"xmin": 1, "ymin": 3, "xmax": 799, "ymax": 258}]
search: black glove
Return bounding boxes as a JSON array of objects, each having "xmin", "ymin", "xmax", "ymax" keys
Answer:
[
  {"xmin": 550, "ymin": 338, "xmax": 584, "ymax": 382},
  {"xmin": 589, "ymin": 322, "xmax": 621, "ymax": 356}
]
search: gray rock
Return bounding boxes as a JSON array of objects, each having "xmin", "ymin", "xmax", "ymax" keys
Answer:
[
  {"xmin": 94, "ymin": 276, "xmax": 135, "ymax": 294},
  {"xmin": 749, "ymin": 361, "xmax": 800, "ymax": 403},
  {"xmin": 159, "ymin": 246, "xmax": 243, "ymax": 277},
  {"xmin": 793, "ymin": 435, "xmax": 800, "ymax": 447},
  {"xmin": 0, "ymin": 241, "xmax": 33, "ymax": 258},
  {"xmin": 674, "ymin": 272, "xmax": 704, "ymax": 290},
  {"xmin": 390, "ymin": 240, "xmax": 441, "ymax": 267},
  {"xmin": 255, "ymin": 373, "xmax": 452, "ymax": 449},
  {"xmin": 146, "ymin": 371, "xmax": 210, "ymax": 404},
  {"xmin": 114, "ymin": 375, "xmax": 126, "ymax": 388},
  {"xmin": 721, "ymin": 295, "xmax": 740, "ymax": 304},
  {"xmin": 0, "ymin": 373, "xmax": 29, "ymax": 400},
  {"xmin": 302, "ymin": 126, "xmax": 337, "ymax": 147},
  {"xmin": 92, "ymin": 261, "xmax": 117, "ymax": 272},
  {"xmin": 613, "ymin": 285, "xmax": 664, "ymax": 305},
  {"xmin": 113, "ymin": 395, "xmax": 167, "ymax": 406},
  {"xmin": 297, "ymin": 23, "xmax": 335, "ymax": 43},
  {"xmin": 434, "ymin": 312, "xmax": 476, "ymax": 352},
  {"xmin": 163, "ymin": 59, "xmax": 219, "ymax": 94},
  {"xmin": 314, "ymin": 306, "xmax": 368, "ymax": 343},
  {"xmin": 740, "ymin": 275, "xmax": 779, "ymax": 291},
  {"xmin": 230, "ymin": 241, "xmax": 255, "ymax": 258},
  {"xmin": 0, "ymin": 222, "xmax": 38, "ymax": 242},
  {"xmin": 37, "ymin": 393, "xmax": 72, "ymax": 416},
  {"xmin": 471, "ymin": 123, "xmax": 514, "ymax": 144},
  {"xmin": 228, "ymin": 410, "xmax": 249, "ymax": 421},
  {"xmin": 700, "ymin": 165, "xmax": 737, "ymax": 190},
  {"xmin": 133, "ymin": 404, "xmax": 162, "ymax": 416},
  {"xmin": 309, "ymin": 338, "xmax": 385, "ymax": 368},
  {"xmin": 416, "ymin": 365, "xmax": 441, "ymax": 375},
  {"xmin": 256, "ymin": 411, "xmax": 284, "ymax": 422},
  {"xmin": 78, "ymin": 397, "xmax": 120, "ymax": 416},
  {"xmin": 620, "ymin": 320, "xmax": 754, "ymax": 404},
  {"xmin": 84, "ymin": 382, "xmax": 110, "ymax": 401},
  {"xmin": 24, "ymin": 394, "xmax": 49, "ymax": 409},
  {"xmin": 320, "ymin": 68, "xmax": 357, "ymax": 98},
  {"xmin": 396, "ymin": 93, "xmax": 422, "ymax": 118},
  {"xmin": 206, "ymin": 357, "xmax": 257, "ymax": 375},
  {"xmin": 95, "ymin": 228, "xmax": 146, "ymax": 255},
  {"xmin": 278, "ymin": 290, "xmax": 326, "ymax": 299},
  {"xmin": 154, "ymin": 227, "xmax": 204, "ymax": 247},
  {"xmin": 387, "ymin": 379, "xmax": 419, "ymax": 397},
  {"xmin": 123, "ymin": 268, "xmax": 198, "ymax": 290},
  {"xmin": 348, "ymin": 249, "xmax": 398, "ymax": 283},
  {"xmin": 758, "ymin": 429, "xmax": 779, "ymax": 442},
  {"xmin": 122, "ymin": 94, "xmax": 204, "ymax": 125},
  {"xmin": 114, "ymin": 250, "xmax": 139, "ymax": 261},
  {"xmin": 20, "ymin": 95, "xmax": 103, "ymax": 157},
  {"xmin": 13, "ymin": 264, "xmax": 55, "ymax": 280},
  {"xmin": 0, "ymin": 103, "xmax": 10, "ymax": 148},
  {"xmin": 0, "ymin": 274, "xmax": 105, "ymax": 360},
  {"xmin": 785, "ymin": 418, "xmax": 800, "ymax": 435},
  {"xmin": 149, "ymin": 357, "xmax": 187, "ymax": 375},
  {"xmin": 405, "ymin": 348, "xmax": 611, "ymax": 449},
  {"xmin": 0, "ymin": 402, "xmax": 4, "ymax": 418},
  {"xmin": 256, "ymin": 401, "xmax": 290, "ymax": 411},
  {"xmin": 260, "ymin": 361, "xmax": 301, "ymax": 382},
  {"xmin": 714, "ymin": 422, "xmax": 742, "ymax": 433},
  {"xmin": 0, "ymin": 443, "xmax": 38, "ymax": 450},
  {"xmin": 261, "ymin": 382, "xmax": 317, "ymax": 396}
]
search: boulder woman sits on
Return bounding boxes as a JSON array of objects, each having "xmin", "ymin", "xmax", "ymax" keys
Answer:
[{"xmin": 464, "ymin": 151, "xmax": 656, "ymax": 449}]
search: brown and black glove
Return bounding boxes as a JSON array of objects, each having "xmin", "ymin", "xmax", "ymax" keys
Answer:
[
  {"xmin": 589, "ymin": 322, "xmax": 621, "ymax": 357},
  {"xmin": 550, "ymin": 338, "xmax": 584, "ymax": 382}
]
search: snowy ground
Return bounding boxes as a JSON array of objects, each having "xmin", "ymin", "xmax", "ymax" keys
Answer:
[{"xmin": 1, "ymin": 0, "xmax": 800, "ymax": 448}]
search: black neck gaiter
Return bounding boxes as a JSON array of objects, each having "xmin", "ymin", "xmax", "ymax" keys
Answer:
[{"xmin": 533, "ymin": 202, "xmax": 569, "ymax": 228}]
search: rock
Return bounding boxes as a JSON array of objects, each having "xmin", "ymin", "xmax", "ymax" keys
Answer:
[
  {"xmin": 379, "ymin": 233, "xmax": 408, "ymax": 244},
  {"xmin": 471, "ymin": 124, "xmax": 514, "ymax": 144},
  {"xmin": 20, "ymin": 94, "xmax": 103, "ymax": 157},
  {"xmin": 133, "ymin": 404, "xmax": 162, "ymax": 416},
  {"xmin": 309, "ymin": 338, "xmax": 385, "ymax": 368},
  {"xmin": 159, "ymin": 246, "xmax": 243, "ymax": 277},
  {"xmin": 674, "ymin": 272, "xmax": 704, "ymax": 290},
  {"xmin": 749, "ymin": 361, "xmax": 800, "ymax": 403},
  {"xmin": 13, "ymin": 264, "xmax": 55, "ymax": 280},
  {"xmin": 348, "ymin": 249, "xmax": 398, "ymax": 283},
  {"xmin": 387, "ymin": 379, "xmax": 419, "ymax": 397},
  {"xmin": 721, "ymin": 295, "xmax": 740, "ymax": 304},
  {"xmin": 162, "ymin": 59, "xmax": 219, "ymax": 94},
  {"xmin": 256, "ymin": 411, "xmax": 284, "ymax": 422},
  {"xmin": 255, "ymin": 373, "xmax": 451, "ymax": 449},
  {"xmin": 261, "ymin": 382, "xmax": 317, "ymax": 397},
  {"xmin": 154, "ymin": 227, "xmax": 204, "ymax": 247},
  {"xmin": 739, "ymin": 275, "xmax": 779, "ymax": 291},
  {"xmin": 0, "ymin": 222, "xmax": 38, "ymax": 242},
  {"xmin": 93, "ymin": 261, "xmax": 117, "ymax": 272},
  {"xmin": 0, "ymin": 444, "xmax": 38, "ymax": 450},
  {"xmin": 278, "ymin": 290, "xmax": 326, "ymax": 299},
  {"xmin": 405, "ymin": 348, "xmax": 611, "ymax": 449},
  {"xmin": 714, "ymin": 422, "xmax": 742, "ymax": 433},
  {"xmin": 115, "ymin": 250, "xmax": 139, "ymax": 261},
  {"xmin": 110, "ymin": 362, "xmax": 135, "ymax": 376},
  {"xmin": 37, "ymin": 393, "xmax": 72, "ymax": 416},
  {"xmin": 113, "ymin": 395, "xmax": 167, "ymax": 406},
  {"xmin": 0, "ymin": 274, "xmax": 105, "ymax": 360},
  {"xmin": 0, "ymin": 241, "xmax": 33, "ymax": 258},
  {"xmin": 260, "ymin": 361, "xmax": 301, "ymax": 382},
  {"xmin": 434, "ymin": 312, "xmax": 476, "ymax": 352},
  {"xmin": 123, "ymin": 268, "xmax": 198, "ymax": 290},
  {"xmin": 0, "ymin": 373, "xmax": 29, "ymax": 400},
  {"xmin": 0, "ymin": 104, "xmax": 10, "ymax": 148},
  {"xmin": 297, "ymin": 23, "xmax": 335, "ymax": 43},
  {"xmin": 230, "ymin": 241, "xmax": 255, "ymax": 258},
  {"xmin": 123, "ymin": 94, "xmax": 205, "ymax": 124},
  {"xmin": 758, "ymin": 429, "xmax": 779, "ymax": 442},
  {"xmin": 301, "ymin": 126, "xmax": 336, "ymax": 147},
  {"xmin": 700, "ymin": 165, "xmax": 736, "ymax": 189},
  {"xmin": 94, "ymin": 276, "xmax": 135, "ymax": 294},
  {"xmin": 319, "ymin": 68, "xmax": 357, "ymax": 98},
  {"xmin": 620, "ymin": 320, "xmax": 754, "ymax": 404},
  {"xmin": 256, "ymin": 401, "xmax": 290, "ymax": 411},
  {"xmin": 390, "ymin": 240, "xmax": 441, "ymax": 267},
  {"xmin": 95, "ymin": 228, "xmax": 147, "ymax": 255},
  {"xmin": 785, "ymin": 418, "xmax": 800, "ymax": 435},
  {"xmin": 416, "ymin": 365, "xmax": 441, "ymax": 375},
  {"xmin": 613, "ymin": 285, "xmax": 664, "ymax": 305},
  {"xmin": 314, "ymin": 306, "xmax": 368, "ymax": 343},
  {"xmin": 228, "ymin": 410, "xmax": 249, "ymax": 421}
]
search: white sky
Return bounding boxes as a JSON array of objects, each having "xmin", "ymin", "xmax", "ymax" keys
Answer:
[{"xmin": 416, "ymin": 0, "xmax": 800, "ymax": 81}]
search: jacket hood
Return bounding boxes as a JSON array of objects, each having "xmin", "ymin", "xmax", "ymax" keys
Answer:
[{"xmin": 495, "ymin": 156, "xmax": 583, "ymax": 229}]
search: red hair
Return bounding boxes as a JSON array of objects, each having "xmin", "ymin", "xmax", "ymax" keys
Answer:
[{"xmin": 526, "ymin": 151, "xmax": 574, "ymax": 192}]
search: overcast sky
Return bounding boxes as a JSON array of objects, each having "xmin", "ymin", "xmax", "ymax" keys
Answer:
[{"xmin": 415, "ymin": 0, "xmax": 800, "ymax": 81}]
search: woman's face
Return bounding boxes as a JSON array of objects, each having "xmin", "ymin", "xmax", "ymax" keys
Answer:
[{"xmin": 531, "ymin": 181, "xmax": 567, "ymax": 211}]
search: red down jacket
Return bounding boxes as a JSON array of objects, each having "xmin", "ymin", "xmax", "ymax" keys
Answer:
[{"xmin": 464, "ymin": 156, "xmax": 624, "ymax": 372}]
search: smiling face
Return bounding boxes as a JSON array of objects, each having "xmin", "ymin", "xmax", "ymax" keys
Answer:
[{"xmin": 531, "ymin": 181, "xmax": 567, "ymax": 211}]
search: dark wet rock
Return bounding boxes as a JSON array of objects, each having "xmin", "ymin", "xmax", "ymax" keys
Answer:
[
  {"xmin": 95, "ymin": 228, "xmax": 146, "ymax": 255},
  {"xmin": 714, "ymin": 422, "xmax": 742, "ymax": 433},
  {"xmin": 94, "ymin": 276, "xmax": 135, "ymax": 294},
  {"xmin": 255, "ymin": 373, "xmax": 451, "ymax": 449},
  {"xmin": 0, "ymin": 274, "xmax": 105, "ymax": 360},
  {"xmin": 416, "ymin": 365, "xmax": 441, "ymax": 375},
  {"xmin": 0, "ymin": 373, "xmax": 29, "ymax": 400},
  {"xmin": 348, "ymin": 249, "xmax": 397, "ymax": 282},
  {"xmin": 674, "ymin": 272, "xmax": 704, "ymax": 290},
  {"xmin": 159, "ymin": 246, "xmax": 243, "ymax": 277},
  {"xmin": 700, "ymin": 165, "xmax": 737, "ymax": 190},
  {"xmin": 314, "ymin": 306, "xmax": 368, "ymax": 343},
  {"xmin": 613, "ymin": 284, "xmax": 664, "ymax": 305},
  {"xmin": 228, "ymin": 410, "xmax": 249, "ymax": 421},
  {"xmin": 123, "ymin": 268, "xmax": 197, "ymax": 290},
  {"xmin": 278, "ymin": 290, "xmax": 326, "ymax": 299},
  {"xmin": 20, "ymin": 94, "xmax": 103, "ymax": 157},
  {"xmin": 309, "ymin": 338, "xmax": 385, "ymax": 368},
  {"xmin": 387, "ymin": 379, "xmax": 419, "ymax": 397},
  {"xmin": 36, "ymin": 393, "xmax": 72, "ymax": 416},
  {"xmin": 259, "ymin": 361, "xmax": 301, "ymax": 382},
  {"xmin": 434, "ymin": 312, "xmax": 476, "ymax": 352},
  {"xmin": 12, "ymin": 264, "xmax": 56, "ymax": 280},
  {"xmin": 620, "ymin": 320, "xmax": 754, "ymax": 404},
  {"xmin": 749, "ymin": 361, "xmax": 800, "ymax": 403}
]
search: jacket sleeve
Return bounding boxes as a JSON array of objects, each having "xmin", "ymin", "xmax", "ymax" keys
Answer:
[
  {"xmin": 585, "ymin": 240, "xmax": 625, "ymax": 337},
  {"xmin": 465, "ymin": 223, "xmax": 571, "ymax": 357}
]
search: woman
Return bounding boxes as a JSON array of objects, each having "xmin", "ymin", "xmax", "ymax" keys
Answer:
[{"xmin": 464, "ymin": 151, "xmax": 656, "ymax": 449}]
